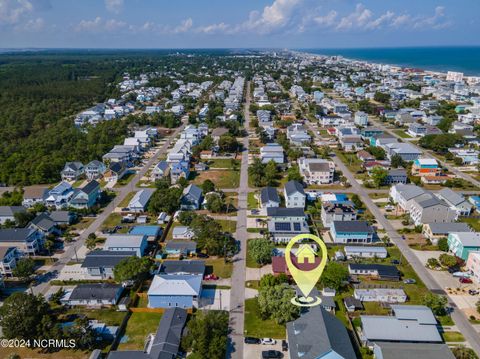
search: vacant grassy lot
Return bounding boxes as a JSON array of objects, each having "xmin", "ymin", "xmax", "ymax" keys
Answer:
[
  {"xmin": 192, "ymin": 169, "xmax": 240, "ymax": 189},
  {"xmin": 393, "ymin": 129, "xmax": 412, "ymax": 138},
  {"xmin": 442, "ymin": 331, "xmax": 465, "ymax": 342},
  {"xmin": 114, "ymin": 171, "xmax": 135, "ymax": 188},
  {"xmin": 205, "ymin": 258, "xmax": 233, "ymax": 278},
  {"xmin": 247, "ymin": 192, "xmax": 259, "ymax": 210},
  {"xmin": 208, "ymin": 159, "xmax": 240, "ymax": 169},
  {"xmin": 101, "ymin": 213, "xmax": 122, "ymax": 229},
  {"xmin": 244, "ymin": 298, "xmax": 286, "ymax": 339},
  {"xmin": 117, "ymin": 312, "xmax": 163, "ymax": 350},
  {"xmin": 118, "ymin": 191, "xmax": 136, "ymax": 208}
]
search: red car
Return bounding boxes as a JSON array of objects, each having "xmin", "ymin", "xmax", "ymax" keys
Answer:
[
  {"xmin": 204, "ymin": 274, "xmax": 219, "ymax": 281},
  {"xmin": 459, "ymin": 277, "xmax": 473, "ymax": 284}
]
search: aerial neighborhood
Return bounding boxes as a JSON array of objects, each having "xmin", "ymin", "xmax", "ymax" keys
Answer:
[{"xmin": 1, "ymin": 50, "xmax": 480, "ymax": 359}]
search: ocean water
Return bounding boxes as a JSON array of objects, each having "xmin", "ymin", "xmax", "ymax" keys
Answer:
[{"xmin": 299, "ymin": 47, "xmax": 480, "ymax": 76}]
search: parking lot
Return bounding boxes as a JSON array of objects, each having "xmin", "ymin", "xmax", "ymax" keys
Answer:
[{"xmin": 244, "ymin": 341, "xmax": 289, "ymax": 359}]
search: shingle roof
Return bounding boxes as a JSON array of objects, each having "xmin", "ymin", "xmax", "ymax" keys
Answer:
[
  {"xmin": 0, "ymin": 206, "xmax": 26, "ymax": 217},
  {"xmin": 159, "ymin": 260, "xmax": 205, "ymax": 275},
  {"xmin": 0, "ymin": 228, "xmax": 37, "ymax": 242},
  {"xmin": 182, "ymin": 184, "xmax": 202, "ymax": 201},
  {"xmin": 266, "ymin": 207, "xmax": 305, "ymax": 217},
  {"xmin": 349, "ymin": 263, "xmax": 399, "ymax": 278},
  {"xmin": 260, "ymin": 187, "xmax": 280, "ymax": 205},
  {"xmin": 332, "ymin": 220, "xmax": 374, "ymax": 233},
  {"xmin": 68, "ymin": 283, "xmax": 122, "ymax": 301},
  {"xmin": 30, "ymin": 213, "xmax": 56, "ymax": 231},
  {"xmin": 437, "ymin": 188, "xmax": 466, "ymax": 206},
  {"xmin": 284, "ymin": 180, "xmax": 305, "ymax": 196},
  {"xmin": 81, "ymin": 250, "xmax": 135, "ymax": 268},
  {"xmin": 426, "ymin": 222, "xmax": 470, "ymax": 234},
  {"xmin": 149, "ymin": 307, "xmax": 187, "ymax": 359},
  {"xmin": 373, "ymin": 343, "xmax": 455, "ymax": 359},
  {"xmin": 147, "ymin": 274, "xmax": 202, "ymax": 296},
  {"xmin": 81, "ymin": 180, "xmax": 100, "ymax": 195}
]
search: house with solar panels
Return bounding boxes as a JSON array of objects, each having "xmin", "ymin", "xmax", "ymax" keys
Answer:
[{"xmin": 266, "ymin": 207, "xmax": 309, "ymax": 243}]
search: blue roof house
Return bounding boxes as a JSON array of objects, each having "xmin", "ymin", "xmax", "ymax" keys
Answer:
[{"xmin": 147, "ymin": 274, "xmax": 202, "ymax": 309}]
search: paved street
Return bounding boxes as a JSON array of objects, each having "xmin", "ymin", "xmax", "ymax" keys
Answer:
[
  {"xmin": 31, "ymin": 121, "xmax": 186, "ymax": 296},
  {"xmin": 306, "ymin": 121, "xmax": 480, "ymax": 354},
  {"xmin": 227, "ymin": 82, "xmax": 251, "ymax": 359}
]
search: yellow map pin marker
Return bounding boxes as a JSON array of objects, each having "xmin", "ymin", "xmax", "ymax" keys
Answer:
[{"xmin": 285, "ymin": 233, "xmax": 327, "ymax": 307}]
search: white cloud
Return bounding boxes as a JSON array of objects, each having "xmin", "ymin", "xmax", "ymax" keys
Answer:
[
  {"xmin": 105, "ymin": 0, "xmax": 123, "ymax": 14},
  {"xmin": 364, "ymin": 11, "xmax": 394, "ymax": 30},
  {"xmin": 412, "ymin": 6, "xmax": 451, "ymax": 30},
  {"xmin": 336, "ymin": 4, "xmax": 373, "ymax": 31},
  {"xmin": 196, "ymin": 22, "xmax": 230, "ymax": 35},
  {"xmin": 0, "ymin": 0, "xmax": 34, "ymax": 25},
  {"xmin": 313, "ymin": 10, "xmax": 338, "ymax": 28},
  {"xmin": 173, "ymin": 18, "xmax": 193, "ymax": 34}
]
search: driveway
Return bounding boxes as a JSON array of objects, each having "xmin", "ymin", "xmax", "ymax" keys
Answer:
[{"xmin": 244, "ymin": 342, "xmax": 288, "ymax": 359}]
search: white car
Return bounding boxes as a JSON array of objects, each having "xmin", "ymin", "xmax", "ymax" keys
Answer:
[
  {"xmin": 452, "ymin": 272, "xmax": 471, "ymax": 278},
  {"xmin": 261, "ymin": 338, "xmax": 277, "ymax": 345}
]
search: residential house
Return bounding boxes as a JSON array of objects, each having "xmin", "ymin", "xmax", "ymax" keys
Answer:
[
  {"xmin": 466, "ymin": 251, "xmax": 480, "ymax": 284},
  {"xmin": 180, "ymin": 184, "xmax": 203, "ymax": 210},
  {"xmin": 330, "ymin": 221, "xmax": 375, "ymax": 244},
  {"xmin": 348, "ymin": 264, "xmax": 400, "ymax": 281},
  {"xmin": 354, "ymin": 288, "xmax": 407, "ymax": 303},
  {"xmin": 128, "ymin": 189, "xmax": 155, "ymax": 213},
  {"xmin": 61, "ymin": 162, "xmax": 84, "ymax": 181},
  {"xmin": 321, "ymin": 202, "xmax": 357, "ymax": 228},
  {"xmin": 0, "ymin": 206, "xmax": 26, "ymax": 225},
  {"xmin": 260, "ymin": 143, "xmax": 285, "ymax": 164},
  {"xmin": 407, "ymin": 123, "xmax": 427, "ymax": 137},
  {"xmin": 287, "ymin": 124, "xmax": 311, "ymax": 146},
  {"xmin": 354, "ymin": 111, "xmax": 369, "ymax": 126},
  {"xmin": 165, "ymin": 241, "xmax": 197, "ymax": 257},
  {"xmin": 357, "ymin": 150, "xmax": 375, "ymax": 162},
  {"xmin": 435, "ymin": 188, "xmax": 473, "ymax": 216},
  {"xmin": 28, "ymin": 213, "xmax": 59, "ymax": 236},
  {"xmin": 259, "ymin": 187, "xmax": 280, "ymax": 209},
  {"xmin": 0, "ymin": 247, "xmax": 19, "ymax": 276},
  {"xmin": 297, "ymin": 157, "xmax": 335, "ymax": 185},
  {"xmin": 172, "ymin": 226, "xmax": 194, "ymax": 240},
  {"xmin": 360, "ymin": 305, "xmax": 442, "ymax": 346},
  {"xmin": 284, "ymin": 180, "xmax": 306, "ymax": 209},
  {"xmin": 151, "ymin": 161, "xmax": 170, "ymax": 181},
  {"xmin": 69, "ymin": 180, "xmax": 101, "ymax": 209},
  {"xmin": 340, "ymin": 135, "xmax": 363, "ymax": 152},
  {"xmin": 286, "ymin": 305, "xmax": 356, "ymax": 359},
  {"xmin": 390, "ymin": 184, "xmax": 428, "ymax": 212},
  {"xmin": 344, "ymin": 246, "xmax": 388, "ymax": 259},
  {"xmin": 103, "ymin": 162, "xmax": 127, "ymax": 183},
  {"xmin": 267, "ymin": 207, "xmax": 309, "ymax": 243},
  {"xmin": 373, "ymin": 343, "xmax": 455, "ymax": 359},
  {"xmin": 447, "ymin": 232, "xmax": 480, "ymax": 260},
  {"xmin": 22, "ymin": 187, "xmax": 48, "ymax": 208},
  {"xmin": 107, "ymin": 308, "xmax": 187, "ymax": 359},
  {"xmin": 170, "ymin": 161, "xmax": 190, "ymax": 184},
  {"xmin": 409, "ymin": 196, "xmax": 457, "ymax": 226},
  {"xmin": 412, "ymin": 158, "xmax": 440, "ymax": 177},
  {"xmin": 49, "ymin": 210, "xmax": 75, "ymax": 226},
  {"xmin": 147, "ymin": 274, "xmax": 202, "ymax": 308},
  {"xmin": 344, "ymin": 297, "xmax": 364, "ymax": 312},
  {"xmin": 104, "ymin": 234, "xmax": 147, "ymax": 257},
  {"xmin": 45, "ymin": 182, "xmax": 74, "ymax": 209},
  {"xmin": 257, "ymin": 110, "xmax": 271, "ymax": 122},
  {"xmin": 85, "ymin": 160, "xmax": 106, "ymax": 180},
  {"xmin": 422, "ymin": 222, "xmax": 471, "ymax": 245},
  {"xmin": 384, "ymin": 142, "xmax": 422, "ymax": 161},
  {"xmin": 64, "ymin": 283, "xmax": 123, "ymax": 307},
  {"xmin": 384, "ymin": 169, "xmax": 408, "ymax": 185},
  {"xmin": 129, "ymin": 226, "xmax": 162, "ymax": 241},
  {"xmin": 81, "ymin": 250, "xmax": 134, "ymax": 278},
  {"xmin": 0, "ymin": 228, "xmax": 44, "ymax": 255},
  {"xmin": 361, "ymin": 127, "xmax": 383, "ymax": 140},
  {"xmin": 158, "ymin": 260, "xmax": 205, "ymax": 276}
]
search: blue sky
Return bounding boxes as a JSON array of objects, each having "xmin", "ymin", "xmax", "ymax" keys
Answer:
[{"xmin": 0, "ymin": 0, "xmax": 479, "ymax": 48}]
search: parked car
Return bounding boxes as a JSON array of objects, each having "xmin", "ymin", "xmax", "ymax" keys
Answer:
[
  {"xmin": 459, "ymin": 277, "xmax": 473, "ymax": 284},
  {"xmin": 403, "ymin": 279, "xmax": 416, "ymax": 284},
  {"xmin": 452, "ymin": 271, "xmax": 471, "ymax": 278},
  {"xmin": 244, "ymin": 337, "xmax": 261, "ymax": 344},
  {"xmin": 468, "ymin": 289, "xmax": 479, "ymax": 295},
  {"xmin": 262, "ymin": 350, "xmax": 283, "ymax": 359},
  {"xmin": 261, "ymin": 338, "xmax": 276, "ymax": 345},
  {"xmin": 281, "ymin": 340, "xmax": 288, "ymax": 351},
  {"xmin": 391, "ymin": 259, "xmax": 400, "ymax": 265},
  {"xmin": 204, "ymin": 274, "xmax": 219, "ymax": 281}
]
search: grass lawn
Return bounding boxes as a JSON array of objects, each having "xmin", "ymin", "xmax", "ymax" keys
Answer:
[
  {"xmin": 247, "ymin": 192, "xmax": 259, "ymax": 210},
  {"xmin": 216, "ymin": 219, "xmax": 237, "ymax": 233},
  {"xmin": 334, "ymin": 149, "xmax": 363, "ymax": 173},
  {"xmin": 192, "ymin": 169, "xmax": 240, "ymax": 189},
  {"xmin": 118, "ymin": 191, "xmax": 136, "ymax": 208},
  {"xmin": 244, "ymin": 298, "xmax": 286, "ymax": 339},
  {"xmin": 460, "ymin": 217, "xmax": 480, "ymax": 232},
  {"xmin": 442, "ymin": 331, "xmax": 465, "ymax": 342},
  {"xmin": 101, "ymin": 213, "xmax": 122, "ymax": 229},
  {"xmin": 245, "ymin": 280, "xmax": 260, "ymax": 290},
  {"xmin": 205, "ymin": 258, "xmax": 233, "ymax": 278},
  {"xmin": 71, "ymin": 217, "xmax": 95, "ymax": 231},
  {"xmin": 393, "ymin": 129, "xmax": 412, "ymax": 138},
  {"xmin": 117, "ymin": 312, "xmax": 163, "ymax": 350},
  {"xmin": 437, "ymin": 315, "xmax": 454, "ymax": 326},
  {"xmin": 63, "ymin": 308, "xmax": 127, "ymax": 326},
  {"xmin": 114, "ymin": 171, "xmax": 135, "ymax": 188},
  {"xmin": 208, "ymin": 158, "xmax": 240, "ymax": 169}
]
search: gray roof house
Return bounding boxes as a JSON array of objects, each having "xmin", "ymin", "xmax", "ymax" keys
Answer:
[
  {"xmin": 373, "ymin": 343, "xmax": 455, "ymax": 359},
  {"xmin": 180, "ymin": 184, "xmax": 203, "ymax": 210},
  {"xmin": 158, "ymin": 260, "xmax": 205, "ymax": 276},
  {"xmin": 107, "ymin": 307, "xmax": 187, "ymax": 359},
  {"xmin": 409, "ymin": 196, "xmax": 457, "ymax": 226},
  {"xmin": 151, "ymin": 161, "xmax": 170, "ymax": 181},
  {"xmin": 267, "ymin": 207, "xmax": 309, "ymax": 243},
  {"xmin": 104, "ymin": 234, "xmax": 148, "ymax": 257},
  {"xmin": 128, "ymin": 189, "xmax": 155, "ymax": 213},
  {"xmin": 384, "ymin": 169, "xmax": 408, "ymax": 185},
  {"xmin": 85, "ymin": 160, "xmax": 106, "ymax": 180},
  {"xmin": 81, "ymin": 250, "xmax": 135, "ymax": 279},
  {"xmin": 0, "ymin": 228, "xmax": 44, "ymax": 255},
  {"xmin": 29, "ymin": 213, "xmax": 59, "ymax": 235},
  {"xmin": 65, "ymin": 283, "xmax": 124, "ymax": 307},
  {"xmin": 435, "ymin": 188, "xmax": 473, "ymax": 216},
  {"xmin": 0, "ymin": 206, "xmax": 26, "ymax": 225},
  {"xmin": 284, "ymin": 180, "xmax": 306, "ymax": 209},
  {"xmin": 422, "ymin": 222, "xmax": 471, "ymax": 245},
  {"xmin": 360, "ymin": 305, "xmax": 442, "ymax": 346},
  {"xmin": 287, "ymin": 305, "xmax": 356, "ymax": 359},
  {"xmin": 260, "ymin": 187, "xmax": 280, "ymax": 209},
  {"xmin": 61, "ymin": 161, "xmax": 85, "ymax": 181}
]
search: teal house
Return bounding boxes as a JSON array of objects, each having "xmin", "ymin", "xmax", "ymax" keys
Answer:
[{"xmin": 447, "ymin": 232, "xmax": 480, "ymax": 260}]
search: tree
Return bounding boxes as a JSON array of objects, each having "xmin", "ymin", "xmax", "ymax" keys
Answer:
[
  {"xmin": 421, "ymin": 292, "xmax": 447, "ymax": 316},
  {"xmin": 248, "ymin": 157, "xmax": 266, "ymax": 187},
  {"xmin": 321, "ymin": 262, "xmax": 349, "ymax": 291},
  {"xmin": 257, "ymin": 284, "xmax": 300, "ymax": 324},
  {"xmin": 390, "ymin": 154, "xmax": 405, "ymax": 168},
  {"xmin": 439, "ymin": 253, "xmax": 457, "ymax": 268},
  {"xmin": 44, "ymin": 239, "xmax": 55, "ymax": 255},
  {"xmin": 65, "ymin": 316, "xmax": 96, "ymax": 350},
  {"xmin": 13, "ymin": 258, "xmax": 35, "ymax": 281},
  {"xmin": 438, "ymin": 237, "xmax": 449, "ymax": 252},
  {"xmin": 0, "ymin": 292, "xmax": 52, "ymax": 340},
  {"xmin": 113, "ymin": 256, "xmax": 153, "ymax": 283},
  {"xmin": 370, "ymin": 166, "xmax": 388, "ymax": 188},
  {"xmin": 350, "ymin": 194, "xmax": 364, "ymax": 209},
  {"xmin": 419, "ymin": 134, "xmax": 462, "ymax": 154},
  {"xmin": 218, "ymin": 134, "xmax": 239, "ymax": 153},
  {"xmin": 477, "ymin": 300, "xmax": 480, "ymax": 314},
  {"xmin": 452, "ymin": 346, "xmax": 479, "ymax": 359},
  {"xmin": 86, "ymin": 233, "xmax": 98, "ymax": 250},
  {"xmin": 248, "ymin": 239, "xmax": 275, "ymax": 265},
  {"xmin": 14, "ymin": 211, "xmax": 35, "ymax": 227},
  {"xmin": 182, "ymin": 310, "xmax": 229, "ymax": 359},
  {"xmin": 202, "ymin": 179, "xmax": 216, "ymax": 193},
  {"xmin": 264, "ymin": 160, "xmax": 278, "ymax": 186},
  {"xmin": 374, "ymin": 92, "xmax": 391, "ymax": 104},
  {"xmin": 148, "ymin": 186, "xmax": 183, "ymax": 214},
  {"xmin": 178, "ymin": 211, "xmax": 197, "ymax": 226},
  {"xmin": 205, "ymin": 193, "xmax": 225, "ymax": 213},
  {"xmin": 50, "ymin": 287, "xmax": 66, "ymax": 305},
  {"xmin": 259, "ymin": 273, "xmax": 289, "ymax": 289},
  {"xmin": 287, "ymin": 165, "xmax": 303, "ymax": 182},
  {"xmin": 366, "ymin": 146, "xmax": 386, "ymax": 160},
  {"xmin": 190, "ymin": 215, "xmax": 236, "ymax": 256},
  {"xmin": 427, "ymin": 257, "xmax": 440, "ymax": 269}
]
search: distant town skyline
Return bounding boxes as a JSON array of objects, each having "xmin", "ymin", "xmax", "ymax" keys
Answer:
[{"xmin": 0, "ymin": 0, "xmax": 479, "ymax": 48}]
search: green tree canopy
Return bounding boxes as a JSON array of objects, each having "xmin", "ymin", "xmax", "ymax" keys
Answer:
[
  {"xmin": 422, "ymin": 292, "xmax": 448, "ymax": 316},
  {"xmin": 113, "ymin": 256, "xmax": 153, "ymax": 283},
  {"xmin": 320, "ymin": 262, "xmax": 349, "ymax": 291},
  {"xmin": 257, "ymin": 284, "xmax": 301, "ymax": 324},
  {"xmin": 248, "ymin": 238, "xmax": 275, "ymax": 265}
]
